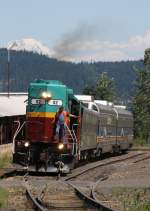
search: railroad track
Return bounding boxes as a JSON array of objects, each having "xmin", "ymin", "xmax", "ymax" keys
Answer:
[
  {"xmin": 0, "ymin": 150, "xmax": 148, "ymax": 180},
  {"xmin": 23, "ymin": 173, "xmax": 46, "ymax": 211},
  {"xmin": 64, "ymin": 151, "xmax": 147, "ymax": 181},
  {"xmin": 130, "ymin": 147, "xmax": 150, "ymax": 151},
  {"xmin": 0, "ymin": 167, "xmax": 17, "ymax": 179},
  {"xmin": 91, "ymin": 152, "xmax": 150, "ymax": 211},
  {"xmin": 90, "ymin": 176, "xmax": 121, "ymax": 211},
  {"xmin": 24, "ymin": 175, "xmax": 102, "ymax": 210},
  {"xmin": 132, "ymin": 154, "xmax": 150, "ymax": 163},
  {"xmin": 1, "ymin": 150, "xmax": 150, "ymax": 210},
  {"xmin": 24, "ymin": 171, "xmax": 115, "ymax": 210},
  {"xmin": 62, "ymin": 151, "xmax": 150, "ymax": 211},
  {"xmin": 26, "ymin": 188, "xmax": 46, "ymax": 211}
]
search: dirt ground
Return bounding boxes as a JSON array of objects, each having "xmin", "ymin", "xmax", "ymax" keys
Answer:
[
  {"xmin": 95, "ymin": 151, "xmax": 150, "ymax": 210},
  {"xmin": 1, "ymin": 151, "xmax": 150, "ymax": 210}
]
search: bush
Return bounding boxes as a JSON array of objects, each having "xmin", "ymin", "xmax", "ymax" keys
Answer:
[
  {"xmin": 0, "ymin": 187, "xmax": 9, "ymax": 208},
  {"xmin": 0, "ymin": 155, "xmax": 11, "ymax": 168}
]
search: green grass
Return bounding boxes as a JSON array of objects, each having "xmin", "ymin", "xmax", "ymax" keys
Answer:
[
  {"xmin": 0, "ymin": 155, "xmax": 11, "ymax": 168},
  {"xmin": 133, "ymin": 139, "xmax": 150, "ymax": 148},
  {"xmin": 112, "ymin": 187, "xmax": 150, "ymax": 211},
  {"xmin": 131, "ymin": 202, "xmax": 150, "ymax": 211},
  {"xmin": 0, "ymin": 187, "xmax": 9, "ymax": 208}
]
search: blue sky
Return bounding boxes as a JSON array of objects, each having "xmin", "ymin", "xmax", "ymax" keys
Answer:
[{"xmin": 1, "ymin": 0, "xmax": 150, "ymax": 61}]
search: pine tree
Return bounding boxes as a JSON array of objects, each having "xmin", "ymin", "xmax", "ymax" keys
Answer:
[
  {"xmin": 133, "ymin": 49, "xmax": 150, "ymax": 143},
  {"xmin": 82, "ymin": 85, "xmax": 96, "ymax": 97},
  {"xmin": 95, "ymin": 72, "xmax": 115, "ymax": 101}
]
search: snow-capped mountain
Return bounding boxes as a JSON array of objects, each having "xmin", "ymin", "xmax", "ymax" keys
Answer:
[{"xmin": 8, "ymin": 38, "xmax": 53, "ymax": 57}]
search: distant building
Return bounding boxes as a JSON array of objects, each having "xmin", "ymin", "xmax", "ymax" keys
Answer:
[{"xmin": 0, "ymin": 93, "xmax": 27, "ymax": 145}]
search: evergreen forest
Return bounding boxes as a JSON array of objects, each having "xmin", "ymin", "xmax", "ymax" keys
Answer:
[{"xmin": 0, "ymin": 48, "xmax": 144, "ymax": 102}]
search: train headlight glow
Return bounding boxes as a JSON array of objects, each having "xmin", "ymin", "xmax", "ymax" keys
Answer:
[
  {"xmin": 58, "ymin": 143, "xmax": 64, "ymax": 150},
  {"xmin": 42, "ymin": 91, "xmax": 47, "ymax": 98},
  {"xmin": 47, "ymin": 93, "xmax": 51, "ymax": 98},
  {"xmin": 24, "ymin": 141, "xmax": 30, "ymax": 147},
  {"xmin": 41, "ymin": 92, "xmax": 52, "ymax": 100}
]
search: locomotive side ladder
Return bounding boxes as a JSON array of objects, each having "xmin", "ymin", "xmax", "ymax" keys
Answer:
[{"xmin": 64, "ymin": 124, "xmax": 78, "ymax": 156}]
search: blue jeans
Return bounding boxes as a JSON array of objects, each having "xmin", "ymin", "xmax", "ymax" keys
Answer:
[{"xmin": 56, "ymin": 123, "xmax": 64, "ymax": 142}]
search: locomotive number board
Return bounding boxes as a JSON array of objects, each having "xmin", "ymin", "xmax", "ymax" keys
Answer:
[
  {"xmin": 31, "ymin": 99, "xmax": 62, "ymax": 106},
  {"xmin": 48, "ymin": 100, "xmax": 63, "ymax": 106},
  {"xmin": 31, "ymin": 99, "xmax": 45, "ymax": 105}
]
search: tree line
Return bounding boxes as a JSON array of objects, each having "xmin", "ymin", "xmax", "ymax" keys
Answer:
[
  {"xmin": 0, "ymin": 48, "xmax": 143, "ymax": 100},
  {"xmin": 0, "ymin": 48, "xmax": 149, "ymax": 143},
  {"xmin": 133, "ymin": 49, "xmax": 150, "ymax": 144},
  {"xmin": 82, "ymin": 50, "xmax": 150, "ymax": 144}
]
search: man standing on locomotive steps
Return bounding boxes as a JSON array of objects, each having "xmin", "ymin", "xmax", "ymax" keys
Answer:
[{"xmin": 54, "ymin": 106, "xmax": 69, "ymax": 142}]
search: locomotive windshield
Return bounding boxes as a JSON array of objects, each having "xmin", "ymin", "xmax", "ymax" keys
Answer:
[{"xmin": 27, "ymin": 80, "xmax": 71, "ymax": 113}]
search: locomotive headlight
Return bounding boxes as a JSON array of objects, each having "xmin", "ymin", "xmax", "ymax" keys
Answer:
[
  {"xmin": 58, "ymin": 143, "xmax": 64, "ymax": 150},
  {"xmin": 24, "ymin": 141, "xmax": 30, "ymax": 147},
  {"xmin": 42, "ymin": 91, "xmax": 48, "ymax": 99},
  {"xmin": 47, "ymin": 93, "xmax": 52, "ymax": 98},
  {"xmin": 41, "ymin": 92, "xmax": 52, "ymax": 100}
]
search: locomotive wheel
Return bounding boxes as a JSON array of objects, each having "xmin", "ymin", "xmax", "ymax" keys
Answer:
[
  {"xmin": 83, "ymin": 151, "xmax": 88, "ymax": 161},
  {"xmin": 87, "ymin": 151, "xmax": 92, "ymax": 161},
  {"xmin": 113, "ymin": 145, "xmax": 121, "ymax": 155},
  {"xmin": 121, "ymin": 149, "xmax": 128, "ymax": 154},
  {"xmin": 97, "ymin": 149, "xmax": 102, "ymax": 160},
  {"xmin": 13, "ymin": 153, "xmax": 17, "ymax": 163},
  {"xmin": 70, "ymin": 157, "xmax": 78, "ymax": 169}
]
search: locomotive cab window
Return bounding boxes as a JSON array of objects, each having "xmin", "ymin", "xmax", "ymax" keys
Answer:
[{"xmin": 92, "ymin": 104, "xmax": 98, "ymax": 112}]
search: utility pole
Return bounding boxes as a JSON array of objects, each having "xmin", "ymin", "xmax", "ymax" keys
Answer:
[
  {"xmin": 7, "ymin": 49, "xmax": 10, "ymax": 97},
  {"xmin": 7, "ymin": 42, "xmax": 17, "ymax": 98}
]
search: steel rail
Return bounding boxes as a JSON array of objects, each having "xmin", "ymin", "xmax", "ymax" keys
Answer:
[
  {"xmin": 32, "ymin": 181, "xmax": 100, "ymax": 210},
  {"xmin": 64, "ymin": 152, "xmax": 145, "ymax": 181},
  {"xmin": 24, "ymin": 152, "xmax": 150, "ymax": 211},
  {"xmin": 130, "ymin": 148, "xmax": 150, "ymax": 151},
  {"xmin": 61, "ymin": 152, "xmax": 150, "ymax": 210},
  {"xmin": 36, "ymin": 179, "xmax": 113, "ymax": 210},
  {"xmin": 67, "ymin": 181, "xmax": 114, "ymax": 211},
  {"xmin": 0, "ymin": 168, "xmax": 17, "ymax": 179},
  {"xmin": 133, "ymin": 155, "xmax": 150, "ymax": 163},
  {"xmin": 90, "ymin": 176, "xmax": 115, "ymax": 211},
  {"xmin": 89, "ymin": 153, "xmax": 150, "ymax": 211},
  {"xmin": 24, "ymin": 173, "xmax": 47, "ymax": 211},
  {"xmin": 26, "ymin": 188, "xmax": 46, "ymax": 211}
]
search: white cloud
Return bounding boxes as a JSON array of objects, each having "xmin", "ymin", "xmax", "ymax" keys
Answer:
[
  {"xmin": 54, "ymin": 30, "xmax": 150, "ymax": 62},
  {"xmin": 7, "ymin": 30, "xmax": 150, "ymax": 62},
  {"xmin": 8, "ymin": 38, "xmax": 54, "ymax": 57}
]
